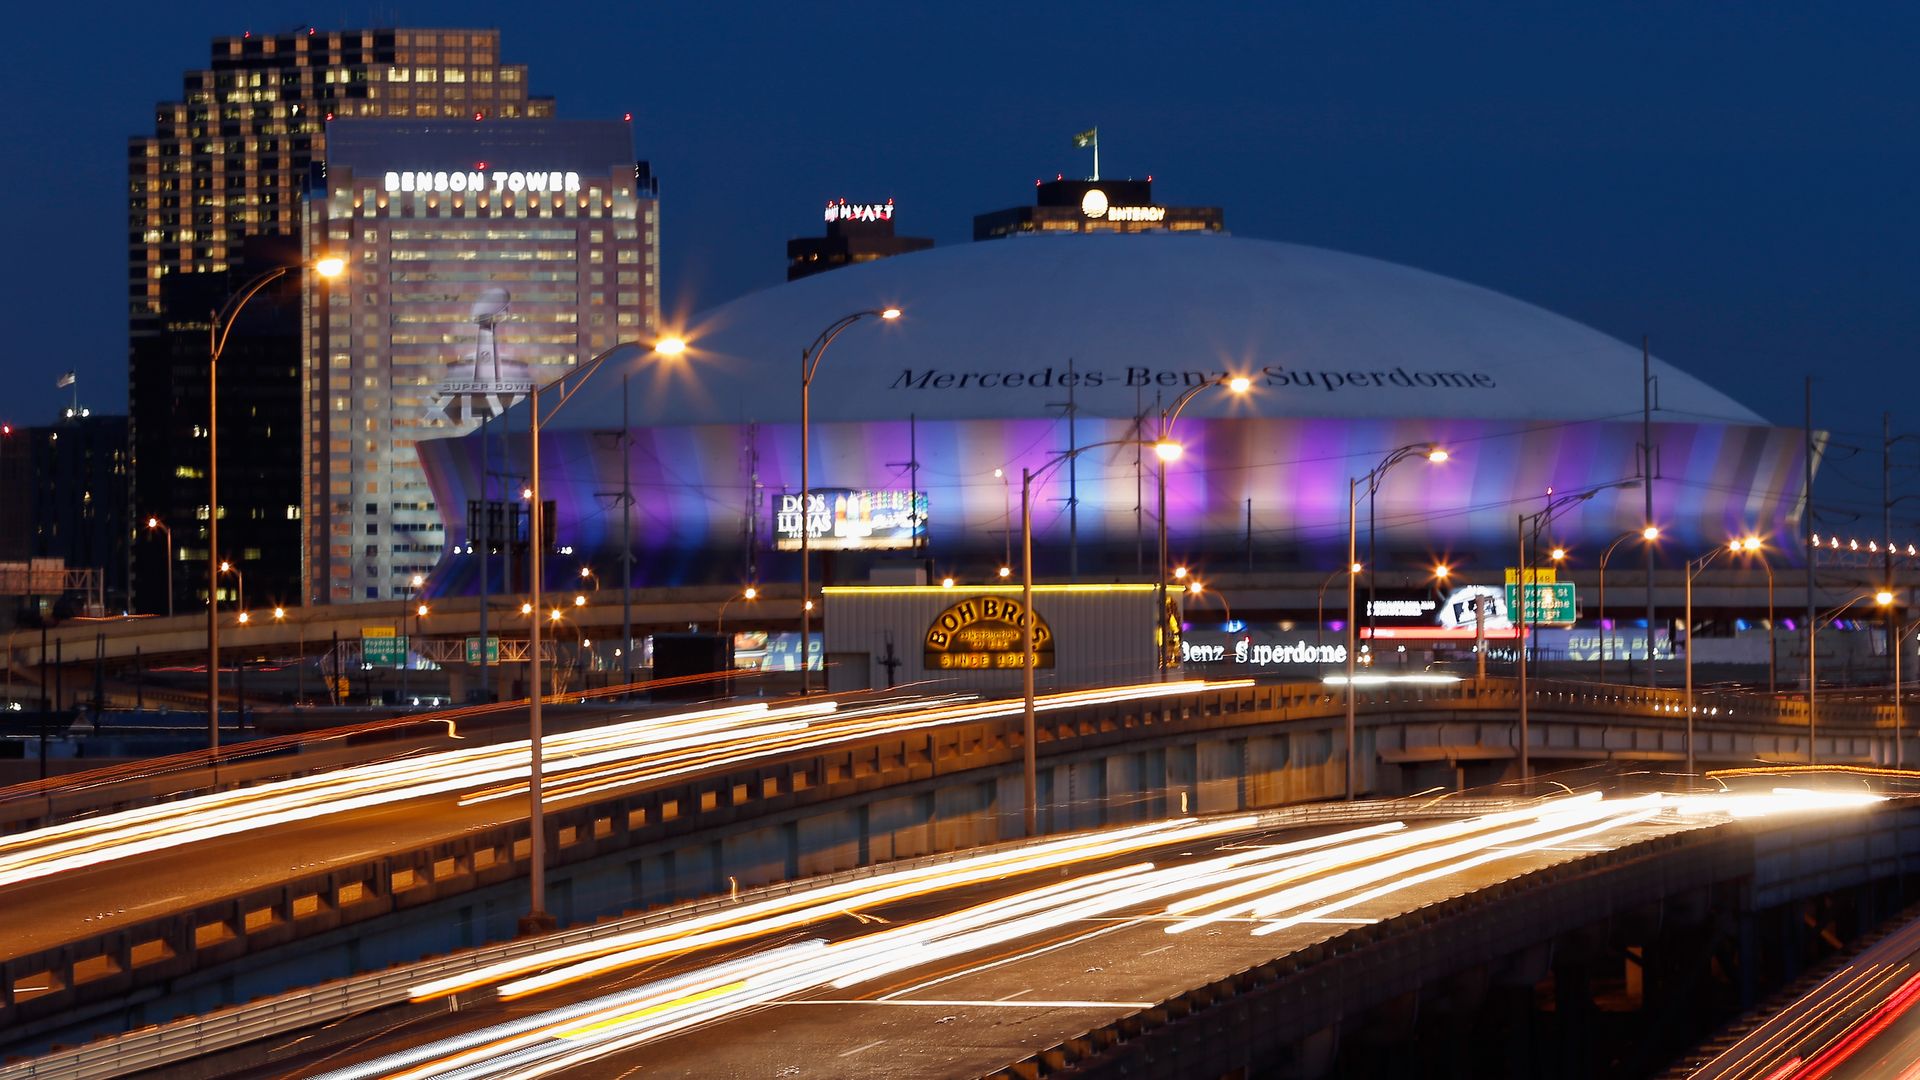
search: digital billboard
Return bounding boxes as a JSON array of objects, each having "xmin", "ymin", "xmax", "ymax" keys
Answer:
[{"xmin": 773, "ymin": 489, "xmax": 927, "ymax": 552}]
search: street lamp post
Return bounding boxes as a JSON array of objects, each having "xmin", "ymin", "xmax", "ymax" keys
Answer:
[
  {"xmin": 272, "ymin": 606, "xmax": 306, "ymax": 706},
  {"xmin": 798, "ymin": 308, "xmax": 901, "ymax": 695},
  {"xmin": 1317, "ymin": 563, "xmax": 1358, "ymax": 656},
  {"xmin": 1890, "ymin": 613, "xmax": 1920, "ymax": 770},
  {"xmin": 1597, "ymin": 526, "xmax": 1660, "ymax": 685},
  {"xmin": 218, "ymin": 560, "xmax": 245, "ymax": 729},
  {"xmin": 717, "ymin": 586, "xmax": 758, "ymax": 636},
  {"xmin": 1186, "ymin": 580, "xmax": 1231, "ymax": 626},
  {"xmin": 520, "ymin": 335, "xmax": 685, "ymax": 935},
  {"xmin": 1807, "ymin": 590, "xmax": 1896, "ymax": 765},
  {"xmin": 1682, "ymin": 537, "xmax": 1772, "ymax": 775},
  {"xmin": 205, "ymin": 255, "xmax": 342, "ymax": 753},
  {"xmin": 145, "ymin": 517, "xmax": 174, "ymax": 619},
  {"xmin": 1154, "ymin": 376, "xmax": 1251, "ymax": 680},
  {"xmin": 1022, "ymin": 437, "xmax": 1173, "ymax": 837},
  {"xmin": 1346, "ymin": 444, "xmax": 1448, "ymax": 799},
  {"xmin": 1733, "ymin": 537, "xmax": 1777, "ymax": 695},
  {"xmin": 401, "ymin": 573, "xmax": 424, "ymax": 705},
  {"xmin": 1515, "ymin": 479, "xmax": 1640, "ymax": 781}
]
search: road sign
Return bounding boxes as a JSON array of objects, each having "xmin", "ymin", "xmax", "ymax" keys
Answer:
[
  {"xmin": 1504, "ymin": 567, "xmax": 1557, "ymax": 586},
  {"xmin": 1504, "ymin": 583, "xmax": 1578, "ymax": 627},
  {"xmin": 465, "ymin": 635, "xmax": 501, "ymax": 665},
  {"xmin": 361, "ymin": 627, "xmax": 407, "ymax": 667}
]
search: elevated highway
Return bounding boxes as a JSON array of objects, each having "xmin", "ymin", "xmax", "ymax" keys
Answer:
[
  {"xmin": 0, "ymin": 676, "xmax": 1905, "ymax": 1056},
  {"xmin": 11, "ymin": 783, "xmax": 1914, "ymax": 1079}
]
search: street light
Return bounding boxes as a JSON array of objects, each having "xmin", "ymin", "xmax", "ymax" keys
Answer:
[
  {"xmin": 521, "ymin": 335, "xmax": 686, "ymax": 935},
  {"xmin": 1187, "ymin": 580, "xmax": 1232, "ymax": 626},
  {"xmin": 205, "ymin": 255, "xmax": 342, "ymax": 753},
  {"xmin": 217, "ymin": 560, "xmax": 245, "ymax": 728},
  {"xmin": 1596, "ymin": 526, "xmax": 1659, "ymax": 685},
  {"xmin": 1317, "ymin": 563, "xmax": 1359, "ymax": 656},
  {"xmin": 272, "ymin": 605, "xmax": 307, "ymax": 705},
  {"xmin": 717, "ymin": 586, "xmax": 758, "ymax": 635},
  {"xmin": 145, "ymin": 516, "xmax": 174, "ymax": 618},
  {"xmin": 1892, "ymin": 612, "xmax": 1920, "ymax": 771},
  {"xmin": 1679, "ymin": 538, "xmax": 1776, "ymax": 774},
  {"xmin": 401, "ymin": 573, "xmax": 424, "ymax": 705},
  {"xmin": 217, "ymin": 560, "xmax": 245, "ymax": 621},
  {"xmin": 1808, "ymin": 590, "xmax": 1896, "ymax": 765},
  {"xmin": 1346, "ymin": 444, "xmax": 1448, "ymax": 798},
  {"xmin": 1515, "ymin": 478, "xmax": 1640, "ymax": 781},
  {"xmin": 1732, "ymin": 536, "xmax": 1777, "ymax": 695},
  {"xmin": 798, "ymin": 307, "xmax": 901, "ymax": 696},
  {"xmin": 1022, "ymin": 438, "xmax": 1165, "ymax": 836},
  {"xmin": 1154, "ymin": 376, "xmax": 1251, "ymax": 679}
]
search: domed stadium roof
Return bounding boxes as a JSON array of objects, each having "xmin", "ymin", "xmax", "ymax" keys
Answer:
[{"xmin": 552, "ymin": 232, "xmax": 1763, "ymax": 429}]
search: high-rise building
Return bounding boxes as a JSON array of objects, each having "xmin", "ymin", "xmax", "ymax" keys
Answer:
[
  {"xmin": 304, "ymin": 119, "xmax": 659, "ymax": 603},
  {"xmin": 130, "ymin": 237, "xmax": 306, "ymax": 613},
  {"xmin": 129, "ymin": 27, "xmax": 555, "ymax": 613},
  {"xmin": 0, "ymin": 412, "xmax": 131, "ymax": 614},
  {"xmin": 788, "ymin": 199, "xmax": 933, "ymax": 280}
]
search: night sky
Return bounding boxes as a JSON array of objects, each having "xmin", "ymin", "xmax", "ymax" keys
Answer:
[{"xmin": 2, "ymin": 3, "xmax": 1914, "ymax": 494}]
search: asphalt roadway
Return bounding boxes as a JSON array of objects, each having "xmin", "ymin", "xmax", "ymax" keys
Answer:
[{"xmin": 253, "ymin": 793, "xmax": 1755, "ymax": 1079}]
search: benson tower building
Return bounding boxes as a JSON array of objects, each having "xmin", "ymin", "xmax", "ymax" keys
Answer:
[
  {"xmin": 304, "ymin": 119, "xmax": 659, "ymax": 603},
  {"xmin": 129, "ymin": 27, "xmax": 555, "ymax": 613}
]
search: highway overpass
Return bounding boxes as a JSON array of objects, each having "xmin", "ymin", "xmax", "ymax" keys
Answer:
[
  {"xmin": 0, "ymin": 676, "xmax": 1908, "ymax": 1059},
  {"xmin": 9, "ymin": 782, "xmax": 1916, "ymax": 1079}
]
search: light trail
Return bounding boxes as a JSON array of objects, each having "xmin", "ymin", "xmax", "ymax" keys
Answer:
[
  {"xmin": 0, "ymin": 680, "xmax": 1239, "ymax": 895},
  {"xmin": 303, "ymin": 787, "xmax": 1889, "ymax": 1078}
]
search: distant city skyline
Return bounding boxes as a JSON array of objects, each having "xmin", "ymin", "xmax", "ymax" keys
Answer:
[{"xmin": 2, "ymin": 3, "xmax": 1917, "ymax": 443}]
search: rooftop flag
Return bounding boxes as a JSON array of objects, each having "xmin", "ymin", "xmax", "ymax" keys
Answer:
[
  {"xmin": 55, "ymin": 371, "xmax": 75, "ymax": 389},
  {"xmin": 1071, "ymin": 127, "xmax": 1099, "ymax": 181}
]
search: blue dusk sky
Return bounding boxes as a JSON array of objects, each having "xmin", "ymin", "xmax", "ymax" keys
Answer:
[{"xmin": 0, "ymin": 2, "xmax": 1914, "ymax": 471}]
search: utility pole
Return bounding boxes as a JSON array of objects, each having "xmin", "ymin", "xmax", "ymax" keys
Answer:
[
  {"xmin": 621, "ymin": 372, "xmax": 634, "ymax": 694},
  {"xmin": 1049, "ymin": 361, "xmax": 1080, "ymax": 582},
  {"xmin": 478, "ymin": 412, "xmax": 491, "ymax": 703},
  {"xmin": 1806, "ymin": 377, "xmax": 1818, "ymax": 754},
  {"xmin": 1642, "ymin": 337, "xmax": 1658, "ymax": 685}
]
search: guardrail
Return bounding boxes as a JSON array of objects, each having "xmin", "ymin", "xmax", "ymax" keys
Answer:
[{"xmin": 0, "ymin": 797, "xmax": 1523, "ymax": 1080}]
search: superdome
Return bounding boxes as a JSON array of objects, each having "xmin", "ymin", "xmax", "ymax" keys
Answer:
[
  {"xmin": 418, "ymin": 233, "xmax": 1801, "ymax": 594},
  {"xmin": 555, "ymin": 233, "xmax": 1763, "ymax": 430}
]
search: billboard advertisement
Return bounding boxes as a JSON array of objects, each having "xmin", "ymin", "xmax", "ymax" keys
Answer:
[
  {"xmin": 773, "ymin": 489, "xmax": 927, "ymax": 552},
  {"xmin": 1359, "ymin": 585, "xmax": 1522, "ymax": 639}
]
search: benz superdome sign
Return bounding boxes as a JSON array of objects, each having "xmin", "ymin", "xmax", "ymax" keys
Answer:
[
  {"xmin": 1080, "ymin": 187, "xmax": 1166, "ymax": 222},
  {"xmin": 383, "ymin": 170, "xmax": 584, "ymax": 194}
]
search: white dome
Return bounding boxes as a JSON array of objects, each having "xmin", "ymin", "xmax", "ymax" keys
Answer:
[{"xmin": 572, "ymin": 232, "xmax": 1760, "ymax": 430}]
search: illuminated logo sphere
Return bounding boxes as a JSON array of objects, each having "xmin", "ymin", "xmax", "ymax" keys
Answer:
[{"xmin": 1080, "ymin": 188, "xmax": 1109, "ymax": 219}]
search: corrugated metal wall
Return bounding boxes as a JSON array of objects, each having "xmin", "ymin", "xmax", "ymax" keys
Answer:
[{"xmin": 823, "ymin": 585, "xmax": 1160, "ymax": 693}]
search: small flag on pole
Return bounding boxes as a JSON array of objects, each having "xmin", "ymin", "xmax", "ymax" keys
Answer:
[
  {"xmin": 1071, "ymin": 127, "xmax": 1097, "ymax": 149},
  {"xmin": 55, "ymin": 371, "xmax": 76, "ymax": 389}
]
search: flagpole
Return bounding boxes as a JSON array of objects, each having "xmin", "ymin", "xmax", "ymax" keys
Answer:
[{"xmin": 1093, "ymin": 130, "xmax": 1100, "ymax": 181}]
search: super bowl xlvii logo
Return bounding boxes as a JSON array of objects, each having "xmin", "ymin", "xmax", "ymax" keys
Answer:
[{"xmin": 426, "ymin": 287, "xmax": 535, "ymax": 423}]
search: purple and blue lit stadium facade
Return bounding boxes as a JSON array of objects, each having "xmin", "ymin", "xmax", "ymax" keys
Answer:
[{"xmin": 414, "ymin": 234, "xmax": 1806, "ymax": 596}]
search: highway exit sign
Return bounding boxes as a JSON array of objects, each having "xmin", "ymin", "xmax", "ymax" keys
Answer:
[
  {"xmin": 1504, "ymin": 583, "xmax": 1578, "ymax": 627},
  {"xmin": 465, "ymin": 636, "xmax": 501, "ymax": 664},
  {"xmin": 361, "ymin": 627, "xmax": 407, "ymax": 667}
]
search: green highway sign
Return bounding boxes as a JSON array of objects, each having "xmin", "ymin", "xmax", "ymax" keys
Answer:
[
  {"xmin": 361, "ymin": 627, "xmax": 407, "ymax": 667},
  {"xmin": 1504, "ymin": 583, "xmax": 1578, "ymax": 627},
  {"xmin": 465, "ymin": 635, "xmax": 501, "ymax": 664}
]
